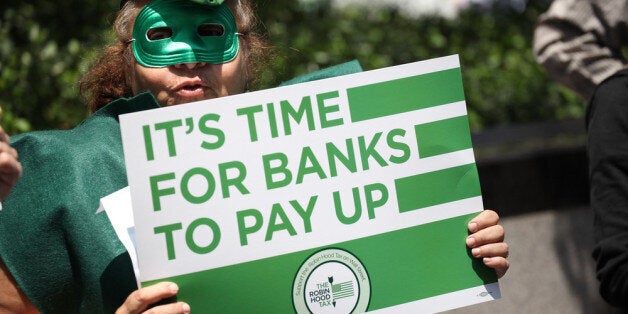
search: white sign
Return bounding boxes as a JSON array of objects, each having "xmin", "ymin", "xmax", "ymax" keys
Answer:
[{"xmin": 120, "ymin": 55, "xmax": 499, "ymax": 313}]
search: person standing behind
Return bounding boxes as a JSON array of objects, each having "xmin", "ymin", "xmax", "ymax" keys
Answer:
[
  {"xmin": 534, "ymin": 0, "xmax": 628, "ymax": 308},
  {"xmin": 534, "ymin": 0, "xmax": 627, "ymax": 100},
  {"xmin": 0, "ymin": 108, "xmax": 24, "ymax": 313}
]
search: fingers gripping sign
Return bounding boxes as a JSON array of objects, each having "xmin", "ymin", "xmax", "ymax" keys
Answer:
[
  {"xmin": 466, "ymin": 210, "xmax": 509, "ymax": 278},
  {"xmin": 116, "ymin": 282, "xmax": 190, "ymax": 314}
]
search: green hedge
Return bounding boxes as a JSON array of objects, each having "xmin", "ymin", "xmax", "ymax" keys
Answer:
[{"xmin": 0, "ymin": 0, "xmax": 584, "ymax": 134}]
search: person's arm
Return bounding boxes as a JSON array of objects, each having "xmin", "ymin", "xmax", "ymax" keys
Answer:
[
  {"xmin": 588, "ymin": 71, "xmax": 628, "ymax": 307},
  {"xmin": 466, "ymin": 210, "xmax": 509, "ymax": 278},
  {"xmin": 2, "ymin": 259, "xmax": 190, "ymax": 314},
  {"xmin": 0, "ymin": 260, "xmax": 39, "ymax": 314},
  {"xmin": 533, "ymin": 0, "xmax": 627, "ymax": 100}
]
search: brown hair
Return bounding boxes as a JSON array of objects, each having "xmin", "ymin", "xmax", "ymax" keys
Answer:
[{"xmin": 79, "ymin": 0, "xmax": 271, "ymax": 113}]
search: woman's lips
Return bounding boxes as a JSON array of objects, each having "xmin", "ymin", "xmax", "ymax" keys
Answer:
[{"xmin": 175, "ymin": 82, "xmax": 208, "ymax": 97}]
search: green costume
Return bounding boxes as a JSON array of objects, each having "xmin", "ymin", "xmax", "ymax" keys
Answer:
[
  {"xmin": 0, "ymin": 93, "xmax": 159, "ymax": 313},
  {"xmin": 0, "ymin": 61, "xmax": 362, "ymax": 313}
]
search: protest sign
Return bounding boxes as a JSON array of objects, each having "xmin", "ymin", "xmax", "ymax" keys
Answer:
[{"xmin": 120, "ymin": 55, "xmax": 500, "ymax": 313}]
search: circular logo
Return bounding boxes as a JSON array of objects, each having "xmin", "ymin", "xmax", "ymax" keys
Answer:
[{"xmin": 292, "ymin": 248, "xmax": 370, "ymax": 313}]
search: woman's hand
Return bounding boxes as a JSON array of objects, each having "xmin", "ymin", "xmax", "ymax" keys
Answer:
[
  {"xmin": 116, "ymin": 282, "xmax": 190, "ymax": 314},
  {"xmin": 0, "ymin": 120, "xmax": 22, "ymax": 201},
  {"xmin": 466, "ymin": 210, "xmax": 509, "ymax": 278}
]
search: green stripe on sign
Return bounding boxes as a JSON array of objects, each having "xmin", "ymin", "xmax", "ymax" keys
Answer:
[
  {"xmin": 143, "ymin": 213, "xmax": 496, "ymax": 312},
  {"xmin": 346, "ymin": 68, "xmax": 465, "ymax": 122},
  {"xmin": 395, "ymin": 163, "xmax": 481, "ymax": 212},
  {"xmin": 415, "ymin": 115, "xmax": 472, "ymax": 158}
]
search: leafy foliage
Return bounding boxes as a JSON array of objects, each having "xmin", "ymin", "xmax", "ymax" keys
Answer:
[
  {"xmin": 0, "ymin": 0, "xmax": 585, "ymax": 134},
  {"xmin": 0, "ymin": 0, "xmax": 117, "ymax": 133},
  {"xmin": 255, "ymin": 0, "xmax": 586, "ymax": 131}
]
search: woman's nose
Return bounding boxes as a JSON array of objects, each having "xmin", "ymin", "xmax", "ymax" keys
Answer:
[{"xmin": 174, "ymin": 62, "xmax": 207, "ymax": 70}]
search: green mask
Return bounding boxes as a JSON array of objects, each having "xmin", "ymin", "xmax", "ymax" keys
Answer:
[{"xmin": 132, "ymin": 0, "xmax": 239, "ymax": 68}]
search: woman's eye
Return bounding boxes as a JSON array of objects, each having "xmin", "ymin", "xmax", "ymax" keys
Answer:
[
  {"xmin": 146, "ymin": 27, "xmax": 173, "ymax": 40},
  {"xmin": 198, "ymin": 24, "xmax": 225, "ymax": 37}
]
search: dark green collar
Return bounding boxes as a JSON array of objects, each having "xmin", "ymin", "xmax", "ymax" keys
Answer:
[{"xmin": 92, "ymin": 92, "xmax": 161, "ymax": 121}]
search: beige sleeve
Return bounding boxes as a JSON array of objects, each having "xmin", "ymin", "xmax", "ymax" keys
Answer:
[{"xmin": 533, "ymin": 0, "xmax": 627, "ymax": 100}]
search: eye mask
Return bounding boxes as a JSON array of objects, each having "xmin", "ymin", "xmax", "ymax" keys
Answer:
[{"xmin": 132, "ymin": 0, "xmax": 239, "ymax": 67}]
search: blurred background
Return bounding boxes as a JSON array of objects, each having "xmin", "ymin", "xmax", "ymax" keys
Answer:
[
  {"xmin": 0, "ymin": 0, "xmax": 586, "ymax": 133},
  {"xmin": 0, "ymin": 0, "xmax": 616, "ymax": 312}
]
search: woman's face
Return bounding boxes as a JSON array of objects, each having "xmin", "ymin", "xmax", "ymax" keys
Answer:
[
  {"xmin": 130, "ymin": 54, "xmax": 247, "ymax": 107},
  {"xmin": 128, "ymin": 0, "xmax": 247, "ymax": 106}
]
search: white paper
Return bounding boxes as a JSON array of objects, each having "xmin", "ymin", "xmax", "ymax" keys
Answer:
[{"xmin": 97, "ymin": 186, "xmax": 140, "ymax": 287}]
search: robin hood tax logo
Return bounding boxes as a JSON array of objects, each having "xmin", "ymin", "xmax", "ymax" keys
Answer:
[{"xmin": 293, "ymin": 248, "xmax": 370, "ymax": 313}]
